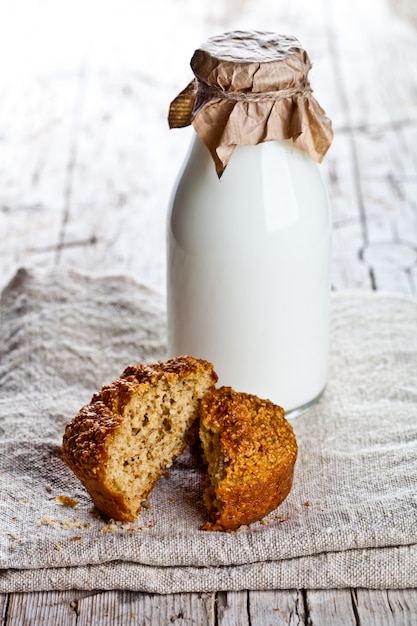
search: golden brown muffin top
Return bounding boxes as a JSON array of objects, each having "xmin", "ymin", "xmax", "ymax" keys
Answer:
[
  {"xmin": 200, "ymin": 386, "xmax": 298, "ymax": 530},
  {"xmin": 200, "ymin": 386, "xmax": 297, "ymax": 466},
  {"xmin": 91, "ymin": 356, "xmax": 217, "ymax": 413},
  {"xmin": 62, "ymin": 356, "xmax": 217, "ymax": 479}
]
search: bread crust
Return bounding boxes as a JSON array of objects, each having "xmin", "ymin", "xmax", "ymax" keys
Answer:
[
  {"xmin": 62, "ymin": 356, "xmax": 217, "ymax": 521},
  {"xmin": 199, "ymin": 387, "xmax": 298, "ymax": 531}
]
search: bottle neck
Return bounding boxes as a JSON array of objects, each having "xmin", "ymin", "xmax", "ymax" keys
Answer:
[{"xmin": 189, "ymin": 132, "xmax": 310, "ymax": 175}]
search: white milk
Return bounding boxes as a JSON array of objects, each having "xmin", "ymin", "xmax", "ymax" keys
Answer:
[{"xmin": 167, "ymin": 135, "xmax": 331, "ymax": 417}]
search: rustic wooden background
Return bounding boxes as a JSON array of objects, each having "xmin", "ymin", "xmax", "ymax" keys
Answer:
[
  {"xmin": 1, "ymin": 0, "xmax": 416, "ymax": 298},
  {"xmin": 1, "ymin": 0, "xmax": 416, "ymax": 623}
]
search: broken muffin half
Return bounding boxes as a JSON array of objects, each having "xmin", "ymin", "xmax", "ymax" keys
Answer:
[
  {"xmin": 62, "ymin": 356, "xmax": 217, "ymax": 521},
  {"xmin": 199, "ymin": 386, "xmax": 298, "ymax": 531}
]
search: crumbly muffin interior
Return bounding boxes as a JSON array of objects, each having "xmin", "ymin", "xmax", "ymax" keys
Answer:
[
  {"xmin": 105, "ymin": 375, "xmax": 207, "ymax": 516},
  {"xmin": 199, "ymin": 421, "xmax": 227, "ymax": 521},
  {"xmin": 62, "ymin": 356, "xmax": 218, "ymax": 522}
]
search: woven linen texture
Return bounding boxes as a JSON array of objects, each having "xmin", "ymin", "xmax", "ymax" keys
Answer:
[{"xmin": 1, "ymin": 267, "xmax": 416, "ymax": 592}]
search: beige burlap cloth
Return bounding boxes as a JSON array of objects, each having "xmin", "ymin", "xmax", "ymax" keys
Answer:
[{"xmin": 1, "ymin": 267, "xmax": 416, "ymax": 593}]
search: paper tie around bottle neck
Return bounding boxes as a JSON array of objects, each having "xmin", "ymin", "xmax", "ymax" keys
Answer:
[{"xmin": 168, "ymin": 31, "xmax": 333, "ymax": 177}]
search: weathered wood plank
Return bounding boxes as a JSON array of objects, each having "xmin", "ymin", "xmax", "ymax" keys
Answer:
[
  {"xmin": 304, "ymin": 589, "xmax": 357, "ymax": 626},
  {"xmin": 1, "ymin": 0, "xmax": 414, "ymax": 298},
  {"xmin": 0, "ymin": 596, "xmax": 8, "ymax": 624},
  {"xmin": 0, "ymin": 77, "xmax": 82, "ymax": 290},
  {"xmin": 331, "ymin": 223, "xmax": 373, "ymax": 291},
  {"xmin": 321, "ymin": 131, "xmax": 374, "ymax": 291},
  {"xmin": 358, "ymin": 178, "xmax": 417, "ymax": 295},
  {"xmin": 5, "ymin": 590, "xmax": 79, "ymax": 626},
  {"xmin": 356, "ymin": 589, "xmax": 417, "ymax": 626},
  {"xmin": 73, "ymin": 591, "xmax": 215, "ymax": 626},
  {"xmin": 249, "ymin": 589, "xmax": 306, "ymax": 625},
  {"xmin": 3, "ymin": 588, "xmax": 417, "ymax": 626},
  {"xmin": 326, "ymin": 0, "xmax": 417, "ymax": 129},
  {"xmin": 55, "ymin": 65, "xmax": 183, "ymax": 292},
  {"xmin": 216, "ymin": 591, "xmax": 250, "ymax": 626},
  {"xmin": 321, "ymin": 0, "xmax": 417, "ymax": 298}
]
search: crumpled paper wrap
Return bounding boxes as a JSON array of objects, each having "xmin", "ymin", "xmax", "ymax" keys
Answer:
[
  {"xmin": 169, "ymin": 31, "xmax": 333, "ymax": 176},
  {"xmin": 1, "ymin": 267, "xmax": 417, "ymax": 593}
]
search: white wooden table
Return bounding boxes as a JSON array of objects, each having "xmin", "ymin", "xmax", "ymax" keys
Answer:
[{"xmin": 1, "ymin": 0, "xmax": 417, "ymax": 623}]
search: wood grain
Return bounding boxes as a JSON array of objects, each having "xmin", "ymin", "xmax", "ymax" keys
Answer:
[
  {"xmin": 71, "ymin": 591, "xmax": 215, "ymax": 626},
  {"xmin": 5, "ymin": 591, "xmax": 79, "ymax": 625}
]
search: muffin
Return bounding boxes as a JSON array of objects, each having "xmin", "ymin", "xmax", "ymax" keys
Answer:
[
  {"xmin": 199, "ymin": 386, "xmax": 297, "ymax": 531},
  {"xmin": 62, "ymin": 356, "xmax": 217, "ymax": 521}
]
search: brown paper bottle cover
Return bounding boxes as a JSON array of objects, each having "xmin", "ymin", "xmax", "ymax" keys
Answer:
[{"xmin": 169, "ymin": 31, "xmax": 333, "ymax": 177}]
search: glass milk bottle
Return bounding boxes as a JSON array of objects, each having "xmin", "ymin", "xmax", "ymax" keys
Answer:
[{"xmin": 167, "ymin": 31, "xmax": 333, "ymax": 418}]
